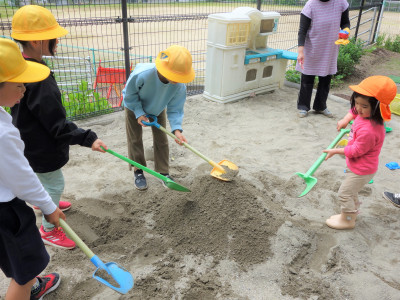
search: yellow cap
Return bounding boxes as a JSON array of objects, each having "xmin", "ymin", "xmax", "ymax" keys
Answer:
[
  {"xmin": 11, "ymin": 5, "xmax": 68, "ymax": 41},
  {"xmin": 155, "ymin": 45, "xmax": 195, "ymax": 83},
  {"xmin": 0, "ymin": 38, "xmax": 50, "ymax": 83}
]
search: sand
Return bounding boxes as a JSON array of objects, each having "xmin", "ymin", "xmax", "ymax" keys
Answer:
[{"xmin": 1, "ymin": 83, "xmax": 400, "ymax": 300}]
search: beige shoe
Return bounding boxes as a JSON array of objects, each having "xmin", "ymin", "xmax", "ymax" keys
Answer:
[{"xmin": 326, "ymin": 212, "xmax": 356, "ymax": 229}]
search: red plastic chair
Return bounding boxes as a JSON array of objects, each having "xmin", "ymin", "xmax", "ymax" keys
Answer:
[{"xmin": 93, "ymin": 61, "xmax": 131, "ymax": 107}]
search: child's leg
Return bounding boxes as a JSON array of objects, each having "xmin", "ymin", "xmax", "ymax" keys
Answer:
[
  {"xmin": 0, "ymin": 199, "xmax": 50, "ymax": 292},
  {"xmin": 6, "ymin": 278, "xmax": 36, "ymax": 300},
  {"xmin": 36, "ymin": 169, "xmax": 64, "ymax": 230},
  {"xmin": 338, "ymin": 170, "xmax": 374, "ymax": 213},
  {"xmin": 125, "ymin": 108, "xmax": 146, "ymax": 170},
  {"xmin": 327, "ymin": 170, "xmax": 374, "ymax": 229},
  {"xmin": 297, "ymin": 74, "xmax": 315, "ymax": 111},
  {"xmin": 152, "ymin": 110, "xmax": 169, "ymax": 174},
  {"xmin": 313, "ymin": 75, "xmax": 332, "ymax": 111}
]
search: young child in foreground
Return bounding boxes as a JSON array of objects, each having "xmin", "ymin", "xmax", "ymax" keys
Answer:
[
  {"xmin": 323, "ymin": 75, "xmax": 397, "ymax": 230},
  {"xmin": 0, "ymin": 38, "xmax": 64, "ymax": 300}
]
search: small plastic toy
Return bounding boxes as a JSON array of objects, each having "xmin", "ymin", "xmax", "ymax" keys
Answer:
[
  {"xmin": 385, "ymin": 162, "xmax": 400, "ymax": 170},
  {"xmin": 384, "ymin": 122, "xmax": 392, "ymax": 133},
  {"xmin": 335, "ymin": 27, "xmax": 350, "ymax": 45}
]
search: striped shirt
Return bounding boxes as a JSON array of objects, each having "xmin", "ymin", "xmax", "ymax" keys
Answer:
[{"xmin": 296, "ymin": 0, "xmax": 349, "ymax": 76}]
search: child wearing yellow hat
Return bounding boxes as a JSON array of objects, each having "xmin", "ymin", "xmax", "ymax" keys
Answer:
[
  {"xmin": 0, "ymin": 38, "xmax": 63, "ymax": 300},
  {"xmin": 10, "ymin": 5, "xmax": 108, "ymax": 249},
  {"xmin": 323, "ymin": 75, "xmax": 397, "ymax": 229},
  {"xmin": 123, "ymin": 45, "xmax": 195, "ymax": 190}
]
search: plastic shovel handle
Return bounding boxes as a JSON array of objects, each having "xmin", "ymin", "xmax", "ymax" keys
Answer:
[
  {"xmin": 304, "ymin": 128, "xmax": 350, "ymax": 177},
  {"xmin": 143, "ymin": 115, "xmax": 225, "ymax": 172},
  {"xmin": 60, "ymin": 219, "xmax": 95, "ymax": 260},
  {"xmin": 102, "ymin": 147, "xmax": 171, "ymax": 182}
]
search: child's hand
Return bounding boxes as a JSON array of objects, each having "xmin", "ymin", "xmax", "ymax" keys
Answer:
[
  {"xmin": 44, "ymin": 207, "xmax": 66, "ymax": 228},
  {"xmin": 137, "ymin": 115, "xmax": 149, "ymax": 127},
  {"xmin": 174, "ymin": 130, "xmax": 187, "ymax": 145},
  {"xmin": 337, "ymin": 119, "xmax": 348, "ymax": 131},
  {"xmin": 92, "ymin": 139, "xmax": 107, "ymax": 152},
  {"xmin": 323, "ymin": 148, "xmax": 344, "ymax": 160},
  {"xmin": 323, "ymin": 149, "xmax": 336, "ymax": 160}
]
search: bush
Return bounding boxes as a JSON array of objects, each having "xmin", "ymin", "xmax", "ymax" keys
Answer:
[
  {"xmin": 285, "ymin": 62, "xmax": 301, "ymax": 84},
  {"xmin": 375, "ymin": 34, "xmax": 400, "ymax": 53},
  {"xmin": 61, "ymin": 80, "xmax": 112, "ymax": 119},
  {"xmin": 336, "ymin": 37, "xmax": 365, "ymax": 78}
]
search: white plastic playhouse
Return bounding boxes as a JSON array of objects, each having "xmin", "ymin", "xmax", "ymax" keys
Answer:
[{"xmin": 203, "ymin": 7, "xmax": 297, "ymax": 103}]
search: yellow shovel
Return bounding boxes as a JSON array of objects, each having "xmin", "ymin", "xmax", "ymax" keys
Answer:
[{"xmin": 142, "ymin": 115, "xmax": 238, "ymax": 181}]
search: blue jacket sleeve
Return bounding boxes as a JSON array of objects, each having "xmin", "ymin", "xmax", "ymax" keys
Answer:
[
  {"xmin": 167, "ymin": 85, "xmax": 186, "ymax": 132},
  {"xmin": 123, "ymin": 73, "xmax": 145, "ymax": 118}
]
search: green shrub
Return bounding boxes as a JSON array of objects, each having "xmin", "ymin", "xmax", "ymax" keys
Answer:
[
  {"xmin": 285, "ymin": 62, "xmax": 301, "ymax": 84},
  {"xmin": 62, "ymin": 80, "xmax": 112, "ymax": 119},
  {"xmin": 375, "ymin": 34, "xmax": 400, "ymax": 53}
]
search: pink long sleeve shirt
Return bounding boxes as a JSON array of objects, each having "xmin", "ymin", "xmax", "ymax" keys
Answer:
[{"xmin": 344, "ymin": 113, "xmax": 385, "ymax": 175}]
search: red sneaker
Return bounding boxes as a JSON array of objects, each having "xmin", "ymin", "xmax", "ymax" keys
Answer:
[
  {"xmin": 33, "ymin": 201, "xmax": 71, "ymax": 213},
  {"xmin": 40, "ymin": 225, "xmax": 76, "ymax": 250},
  {"xmin": 30, "ymin": 273, "xmax": 61, "ymax": 300}
]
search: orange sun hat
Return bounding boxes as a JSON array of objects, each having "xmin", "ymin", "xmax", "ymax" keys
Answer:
[{"xmin": 349, "ymin": 75, "xmax": 397, "ymax": 121}]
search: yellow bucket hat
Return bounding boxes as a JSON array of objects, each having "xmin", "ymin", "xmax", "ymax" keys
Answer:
[
  {"xmin": 0, "ymin": 38, "xmax": 50, "ymax": 83},
  {"xmin": 155, "ymin": 45, "xmax": 195, "ymax": 83},
  {"xmin": 11, "ymin": 5, "xmax": 68, "ymax": 41}
]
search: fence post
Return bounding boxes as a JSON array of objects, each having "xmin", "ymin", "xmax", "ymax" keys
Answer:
[
  {"xmin": 354, "ymin": 0, "xmax": 366, "ymax": 40},
  {"xmin": 373, "ymin": 0, "xmax": 385, "ymax": 43},
  {"xmin": 257, "ymin": 0, "xmax": 261, "ymax": 10},
  {"xmin": 121, "ymin": 0, "xmax": 131, "ymax": 82}
]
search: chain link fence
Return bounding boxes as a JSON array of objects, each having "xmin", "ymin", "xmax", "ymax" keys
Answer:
[{"xmin": 1, "ymin": 0, "xmax": 399, "ymax": 119}]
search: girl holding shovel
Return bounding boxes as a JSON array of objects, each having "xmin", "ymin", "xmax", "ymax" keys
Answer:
[
  {"xmin": 323, "ymin": 76, "xmax": 397, "ymax": 229},
  {"xmin": 10, "ymin": 5, "xmax": 108, "ymax": 249}
]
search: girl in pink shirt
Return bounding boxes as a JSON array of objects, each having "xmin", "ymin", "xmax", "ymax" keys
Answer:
[{"xmin": 323, "ymin": 76, "xmax": 397, "ymax": 230}]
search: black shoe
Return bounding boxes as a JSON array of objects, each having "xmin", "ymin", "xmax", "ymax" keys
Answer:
[
  {"xmin": 134, "ymin": 170, "xmax": 147, "ymax": 190},
  {"xmin": 160, "ymin": 173, "xmax": 174, "ymax": 188},
  {"xmin": 383, "ymin": 191, "xmax": 400, "ymax": 208}
]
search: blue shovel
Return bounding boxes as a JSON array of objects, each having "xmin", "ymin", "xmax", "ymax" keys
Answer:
[{"xmin": 60, "ymin": 219, "xmax": 134, "ymax": 294}]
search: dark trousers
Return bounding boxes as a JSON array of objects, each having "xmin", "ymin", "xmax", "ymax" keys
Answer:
[
  {"xmin": 297, "ymin": 74, "xmax": 332, "ymax": 111},
  {"xmin": 125, "ymin": 108, "xmax": 169, "ymax": 174}
]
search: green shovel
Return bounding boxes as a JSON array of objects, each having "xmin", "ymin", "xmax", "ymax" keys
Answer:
[
  {"xmin": 296, "ymin": 128, "xmax": 350, "ymax": 197},
  {"xmin": 101, "ymin": 147, "xmax": 190, "ymax": 192}
]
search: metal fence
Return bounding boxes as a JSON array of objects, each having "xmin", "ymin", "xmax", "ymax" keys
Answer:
[{"xmin": 1, "ymin": 0, "xmax": 399, "ymax": 119}]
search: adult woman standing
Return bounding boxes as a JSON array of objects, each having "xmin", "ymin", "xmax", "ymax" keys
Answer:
[{"xmin": 296, "ymin": 0, "xmax": 350, "ymax": 118}]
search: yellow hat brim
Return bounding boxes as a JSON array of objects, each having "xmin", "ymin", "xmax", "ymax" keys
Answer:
[
  {"xmin": 7, "ymin": 61, "xmax": 50, "ymax": 83},
  {"xmin": 12, "ymin": 25, "xmax": 68, "ymax": 41}
]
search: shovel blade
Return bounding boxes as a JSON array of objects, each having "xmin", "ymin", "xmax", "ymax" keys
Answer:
[
  {"xmin": 93, "ymin": 262, "xmax": 134, "ymax": 294},
  {"xmin": 211, "ymin": 160, "xmax": 239, "ymax": 182},
  {"xmin": 164, "ymin": 178, "xmax": 191, "ymax": 192},
  {"xmin": 296, "ymin": 172, "xmax": 318, "ymax": 197}
]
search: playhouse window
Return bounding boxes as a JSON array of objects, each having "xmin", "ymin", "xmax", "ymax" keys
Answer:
[
  {"xmin": 260, "ymin": 19, "xmax": 275, "ymax": 34},
  {"xmin": 246, "ymin": 69, "xmax": 257, "ymax": 81},
  {"xmin": 226, "ymin": 23, "xmax": 249, "ymax": 46},
  {"xmin": 263, "ymin": 66, "xmax": 273, "ymax": 78}
]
